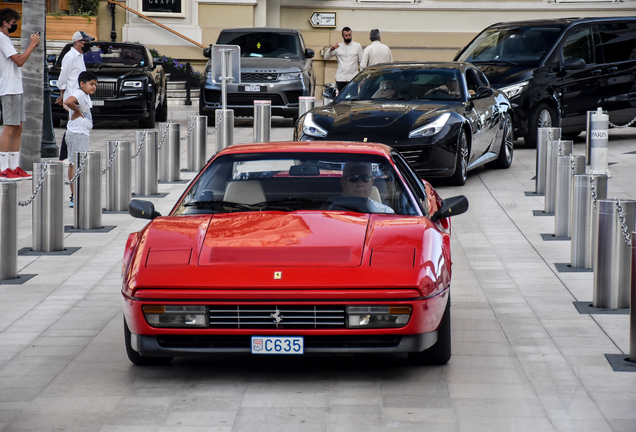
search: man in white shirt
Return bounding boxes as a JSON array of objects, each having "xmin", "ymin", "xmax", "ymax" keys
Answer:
[
  {"xmin": 324, "ymin": 27, "xmax": 363, "ymax": 92},
  {"xmin": 360, "ymin": 29, "xmax": 393, "ymax": 69},
  {"xmin": 56, "ymin": 30, "xmax": 94, "ymax": 161},
  {"xmin": 0, "ymin": 7, "xmax": 40, "ymax": 181}
]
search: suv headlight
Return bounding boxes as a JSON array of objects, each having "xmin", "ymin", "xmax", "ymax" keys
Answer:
[
  {"xmin": 500, "ymin": 81, "xmax": 529, "ymax": 99},
  {"xmin": 409, "ymin": 112, "xmax": 451, "ymax": 138},
  {"xmin": 301, "ymin": 113, "xmax": 328, "ymax": 138},
  {"xmin": 279, "ymin": 72, "xmax": 301, "ymax": 81},
  {"xmin": 123, "ymin": 80, "xmax": 143, "ymax": 89}
]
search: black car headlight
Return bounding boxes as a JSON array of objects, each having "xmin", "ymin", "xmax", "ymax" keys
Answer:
[
  {"xmin": 49, "ymin": 79, "xmax": 58, "ymax": 87},
  {"xmin": 408, "ymin": 113, "xmax": 451, "ymax": 138},
  {"xmin": 301, "ymin": 113, "xmax": 328, "ymax": 138},
  {"xmin": 500, "ymin": 81, "xmax": 529, "ymax": 100},
  {"xmin": 123, "ymin": 80, "xmax": 144, "ymax": 90}
]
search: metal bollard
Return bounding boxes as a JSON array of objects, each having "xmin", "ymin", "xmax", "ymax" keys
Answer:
[
  {"xmin": 216, "ymin": 109, "xmax": 234, "ymax": 151},
  {"xmin": 253, "ymin": 100, "xmax": 271, "ymax": 143},
  {"xmin": 535, "ymin": 127, "xmax": 561, "ymax": 195},
  {"xmin": 554, "ymin": 155, "xmax": 585, "ymax": 237},
  {"xmin": 571, "ymin": 174, "xmax": 608, "ymax": 268},
  {"xmin": 299, "ymin": 96, "xmax": 315, "ymax": 119},
  {"xmin": 159, "ymin": 122, "xmax": 180, "ymax": 182},
  {"xmin": 106, "ymin": 140, "xmax": 132, "ymax": 212},
  {"xmin": 585, "ymin": 110, "xmax": 596, "ymax": 164},
  {"xmin": 74, "ymin": 151, "xmax": 102, "ymax": 230},
  {"xmin": 593, "ymin": 199, "xmax": 635, "ymax": 309},
  {"xmin": 589, "ymin": 107, "xmax": 610, "ymax": 176},
  {"xmin": 187, "ymin": 116, "xmax": 208, "ymax": 172},
  {"xmin": 135, "ymin": 130, "xmax": 158, "ymax": 196},
  {"xmin": 0, "ymin": 181, "xmax": 18, "ymax": 280},
  {"xmin": 545, "ymin": 139, "xmax": 573, "ymax": 214},
  {"xmin": 32, "ymin": 162, "xmax": 64, "ymax": 252},
  {"xmin": 631, "ymin": 232, "xmax": 636, "ymax": 362}
]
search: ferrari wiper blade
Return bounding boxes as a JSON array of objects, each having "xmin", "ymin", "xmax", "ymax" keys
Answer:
[{"xmin": 183, "ymin": 200, "xmax": 253, "ymax": 211}]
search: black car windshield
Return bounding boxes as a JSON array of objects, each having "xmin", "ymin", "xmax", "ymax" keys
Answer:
[
  {"xmin": 337, "ymin": 68, "xmax": 464, "ymax": 102},
  {"xmin": 456, "ymin": 25, "xmax": 563, "ymax": 64},
  {"xmin": 173, "ymin": 152, "xmax": 418, "ymax": 216},
  {"xmin": 217, "ymin": 31, "xmax": 300, "ymax": 59},
  {"xmin": 80, "ymin": 44, "xmax": 148, "ymax": 67}
]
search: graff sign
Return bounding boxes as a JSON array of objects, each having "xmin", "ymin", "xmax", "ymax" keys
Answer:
[{"xmin": 142, "ymin": 0, "xmax": 181, "ymax": 14}]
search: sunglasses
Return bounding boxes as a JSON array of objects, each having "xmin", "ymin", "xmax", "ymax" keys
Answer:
[
  {"xmin": 381, "ymin": 86, "xmax": 394, "ymax": 91},
  {"xmin": 347, "ymin": 174, "xmax": 373, "ymax": 183}
]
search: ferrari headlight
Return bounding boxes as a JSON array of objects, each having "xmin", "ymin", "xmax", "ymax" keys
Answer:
[
  {"xmin": 500, "ymin": 81, "xmax": 529, "ymax": 100},
  {"xmin": 279, "ymin": 72, "xmax": 301, "ymax": 81},
  {"xmin": 301, "ymin": 113, "xmax": 328, "ymax": 138},
  {"xmin": 123, "ymin": 80, "xmax": 143, "ymax": 89},
  {"xmin": 143, "ymin": 305, "xmax": 207, "ymax": 328},
  {"xmin": 347, "ymin": 305, "xmax": 412, "ymax": 328},
  {"xmin": 408, "ymin": 112, "xmax": 451, "ymax": 138}
]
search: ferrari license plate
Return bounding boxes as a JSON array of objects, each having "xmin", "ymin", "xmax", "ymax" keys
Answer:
[
  {"xmin": 251, "ymin": 336, "xmax": 304, "ymax": 354},
  {"xmin": 244, "ymin": 85, "xmax": 261, "ymax": 92},
  {"xmin": 92, "ymin": 100, "xmax": 105, "ymax": 106}
]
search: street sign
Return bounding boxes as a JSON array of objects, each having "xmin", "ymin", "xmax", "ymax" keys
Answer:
[{"xmin": 309, "ymin": 12, "xmax": 336, "ymax": 28}]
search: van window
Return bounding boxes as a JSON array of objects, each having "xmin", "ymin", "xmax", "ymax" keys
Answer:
[
  {"xmin": 561, "ymin": 26, "xmax": 595, "ymax": 64},
  {"xmin": 598, "ymin": 22, "xmax": 636, "ymax": 63}
]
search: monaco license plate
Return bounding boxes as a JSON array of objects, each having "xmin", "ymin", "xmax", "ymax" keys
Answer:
[
  {"xmin": 92, "ymin": 100, "xmax": 104, "ymax": 106},
  {"xmin": 244, "ymin": 85, "xmax": 261, "ymax": 92},
  {"xmin": 251, "ymin": 336, "xmax": 304, "ymax": 355}
]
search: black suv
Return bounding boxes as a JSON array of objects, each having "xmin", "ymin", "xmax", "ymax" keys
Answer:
[
  {"xmin": 200, "ymin": 28, "xmax": 315, "ymax": 121},
  {"xmin": 455, "ymin": 17, "xmax": 636, "ymax": 147},
  {"xmin": 49, "ymin": 42, "xmax": 168, "ymax": 128}
]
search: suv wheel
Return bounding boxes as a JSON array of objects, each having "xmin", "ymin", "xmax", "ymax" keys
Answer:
[{"xmin": 526, "ymin": 103, "xmax": 556, "ymax": 148}]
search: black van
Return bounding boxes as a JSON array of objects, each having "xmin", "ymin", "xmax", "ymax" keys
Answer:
[{"xmin": 455, "ymin": 17, "xmax": 636, "ymax": 147}]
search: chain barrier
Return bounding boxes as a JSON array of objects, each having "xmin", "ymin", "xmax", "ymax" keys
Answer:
[
  {"xmin": 18, "ymin": 162, "xmax": 51, "ymax": 207},
  {"xmin": 64, "ymin": 151, "xmax": 89, "ymax": 185},
  {"xmin": 616, "ymin": 201, "xmax": 633, "ymax": 248},
  {"xmin": 570, "ymin": 157, "xmax": 577, "ymax": 175},
  {"xmin": 158, "ymin": 123, "xmax": 170, "ymax": 150},
  {"xmin": 180, "ymin": 118, "xmax": 196, "ymax": 141},
  {"xmin": 609, "ymin": 115, "xmax": 636, "ymax": 129},
  {"xmin": 102, "ymin": 140, "xmax": 119, "ymax": 175},
  {"xmin": 207, "ymin": 112, "xmax": 224, "ymax": 136},
  {"xmin": 558, "ymin": 140, "xmax": 563, "ymax": 156},
  {"xmin": 132, "ymin": 130, "xmax": 148, "ymax": 159},
  {"xmin": 590, "ymin": 176, "xmax": 598, "ymax": 211}
]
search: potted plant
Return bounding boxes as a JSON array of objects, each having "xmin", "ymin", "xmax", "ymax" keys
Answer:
[{"xmin": 46, "ymin": 0, "xmax": 99, "ymax": 41}]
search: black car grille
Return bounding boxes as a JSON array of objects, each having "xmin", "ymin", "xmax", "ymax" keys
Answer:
[
  {"xmin": 95, "ymin": 82, "xmax": 116, "ymax": 98},
  {"xmin": 157, "ymin": 335, "xmax": 401, "ymax": 349},
  {"xmin": 241, "ymin": 72, "xmax": 278, "ymax": 83},
  {"xmin": 399, "ymin": 149, "xmax": 423, "ymax": 166},
  {"xmin": 209, "ymin": 305, "xmax": 346, "ymax": 329},
  {"xmin": 285, "ymin": 91, "xmax": 302, "ymax": 105},
  {"xmin": 227, "ymin": 94, "xmax": 285, "ymax": 106}
]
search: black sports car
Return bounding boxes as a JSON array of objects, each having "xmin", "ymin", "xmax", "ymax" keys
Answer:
[
  {"xmin": 294, "ymin": 62, "xmax": 514, "ymax": 185},
  {"xmin": 48, "ymin": 42, "xmax": 168, "ymax": 129}
]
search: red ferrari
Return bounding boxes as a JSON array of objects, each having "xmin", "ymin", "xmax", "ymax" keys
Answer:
[{"xmin": 122, "ymin": 141, "xmax": 468, "ymax": 365}]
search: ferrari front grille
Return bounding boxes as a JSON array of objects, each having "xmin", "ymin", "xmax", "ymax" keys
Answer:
[{"xmin": 209, "ymin": 305, "xmax": 346, "ymax": 329}]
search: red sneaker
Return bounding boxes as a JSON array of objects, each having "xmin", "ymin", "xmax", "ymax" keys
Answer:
[
  {"xmin": 12, "ymin": 167, "xmax": 32, "ymax": 179},
  {"xmin": 0, "ymin": 168, "xmax": 22, "ymax": 181}
]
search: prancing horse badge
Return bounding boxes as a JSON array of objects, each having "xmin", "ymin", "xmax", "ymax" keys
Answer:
[{"xmin": 274, "ymin": 271, "xmax": 282, "ymax": 279}]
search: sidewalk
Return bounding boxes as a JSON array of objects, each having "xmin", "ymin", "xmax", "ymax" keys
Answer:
[{"xmin": 0, "ymin": 106, "xmax": 635, "ymax": 432}]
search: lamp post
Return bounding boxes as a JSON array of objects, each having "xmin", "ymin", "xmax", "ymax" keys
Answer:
[
  {"xmin": 108, "ymin": 2, "xmax": 117, "ymax": 42},
  {"xmin": 41, "ymin": 21, "xmax": 58, "ymax": 158}
]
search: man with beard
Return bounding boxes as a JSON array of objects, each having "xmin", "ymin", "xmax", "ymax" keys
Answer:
[{"xmin": 324, "ymin": 27, "xmax": 363, "ymax": 92}]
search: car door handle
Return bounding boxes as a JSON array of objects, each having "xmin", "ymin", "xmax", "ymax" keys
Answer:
[
  {"xmin": 607, "ymin": 67, "xmax": 618, "ymax": 73},
  {"xmin": 590, "ymin": 69, "xmax": 602, "ymax": 75}
]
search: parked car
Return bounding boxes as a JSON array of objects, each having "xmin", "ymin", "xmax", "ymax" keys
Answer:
[
  {"xmin": 295, "ymin": 62, "xmax": 514, "ymax": 186},
  {"xmin": 122, "ymin": 141, "xmax": 468, "ymax": 366},
  {"xmin": 455, "ymin": 17, "xmax": 636, "ymax": 147},
  {"xmin": 200, "ymin": 28, "xmax": 315, "ymax": 122},
  {"xmin": 49, "ymin": 41, "xmax": 168, "ymax": 128}
]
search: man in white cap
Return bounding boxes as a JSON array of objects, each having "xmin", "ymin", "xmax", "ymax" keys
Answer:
[{"xmin": 56, "ymin": 30, "xmax": 94, "ymax": 171}]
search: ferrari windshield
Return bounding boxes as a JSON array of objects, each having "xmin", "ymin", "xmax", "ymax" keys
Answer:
[
  {"xmin": 337, "ymin": 68, "xmax": 464, "ymax": 102},
  {"xmin": 456, "ymin": 25, "xmax": 563, "ymax": 64},
  {"xmin": 173, "ymin": 152, "xmax": 418, "ymax": 216}
]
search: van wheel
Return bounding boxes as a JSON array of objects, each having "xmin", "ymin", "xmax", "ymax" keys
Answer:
[
  {"xmin": 124, "ymin": 318, "xmax": 173, "ymax": 366},
  {"xmin": 526, "ymin": 103, "xmax": 557, "ymax": 148},
  {"xmin": 408, "ymin": 295, "xmax": 451, "ymax": 366},
  {"xmin": 487, "ymin": 113, "xmax": 513, "ymax": 169}
]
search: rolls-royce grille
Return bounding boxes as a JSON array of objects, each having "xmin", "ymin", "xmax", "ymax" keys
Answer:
[
  {"xmin": 209, "ymin": 305, "xmax": 346, "ymax": 329},
  {"xmin": 241, "ymin": 72, "xmax": 278, "ymax": 83},
  {"xmin": 95, "ymin": 82, "xmax": 116, "ymax": 98}
]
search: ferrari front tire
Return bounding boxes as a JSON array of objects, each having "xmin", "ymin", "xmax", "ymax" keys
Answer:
[
  {"xmin": 124, "ymin": 317, "xmax": 173, "ymax": 366},
  {"xmin": 408, "ymin": 295, "xmax": 451, "ymax": 366}
]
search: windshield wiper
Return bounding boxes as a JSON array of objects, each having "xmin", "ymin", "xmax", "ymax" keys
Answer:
[
  {"xmin": 253, "ymin": 197, "xmax": 325, "ymax": 211},
  {"xmin": 473, "ymin": 59, "xmax": 519, "ymax": 66},
  {"xmin": 183, "ymin": 200, "xmax": 254, "ymax": 211}
]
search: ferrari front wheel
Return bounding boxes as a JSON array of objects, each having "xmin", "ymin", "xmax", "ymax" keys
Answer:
[
  {"xmin": 124, "ymin": 317, "xmax": 173, "ymax": 366},
  {"xmin": 408, "ymin": 295, "xmax": 451, "ymax": 366}
]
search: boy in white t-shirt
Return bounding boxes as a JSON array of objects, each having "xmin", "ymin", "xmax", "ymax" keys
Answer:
[{"xmin": 64, "ymin": 71, "xmax": 97, "ymax": 208}]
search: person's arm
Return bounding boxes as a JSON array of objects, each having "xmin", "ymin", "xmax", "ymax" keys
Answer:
[
  {"xmin": 8, "ymin": 33, "xmax": 40, "ymax": 67},
  {"xmin": 64, "ymin": 95, "xmax": 83, "ymax": 120},
  {"xmin": 324, "ymin": 43, "xmax": 339, "ymax": 60},
  {"xmin": 56, "ymin": 54, "xmax": 74, "ymax": 105},
  {"xmin": 356, "ymin": 44, "xmax": 363, "ymax": 69},
  {"xmin": 360, "ymin": 47, "xmax": 369, "ymax": 69}
]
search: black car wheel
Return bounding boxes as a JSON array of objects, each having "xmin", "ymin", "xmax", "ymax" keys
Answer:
[
  {"xmin": 408, "ymin": 294, "xmax": 451, "ymax": 366},
  {"xmin": 139, "ymin": 96, "xmax": 156, "ymax": 129},
  {"xmin": 124, "ymin": 317, "xmax": 173, "ymax": 366},
  {"xmin": 449, "ymin": 128, "xmax": 468, "ymax": 186},
  {"xmin": 487, "ymin": 113, "xmax": 513, "ymax": 169},
  {"xmin": 525, "ymin": 102, "xmax": 556, "ymax": 148},
  {"xmin": 156, "ymin": 95, "xmax": 168, "ymax": 123}
]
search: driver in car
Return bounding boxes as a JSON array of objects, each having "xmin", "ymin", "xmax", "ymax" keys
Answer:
[
  {"xmin": 426, "ymin": 76, "xmax": 461, "ymax": 98},
  {"xmin": 340, "ymin": 162, "xmax": 394, "ymax": 213}
]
